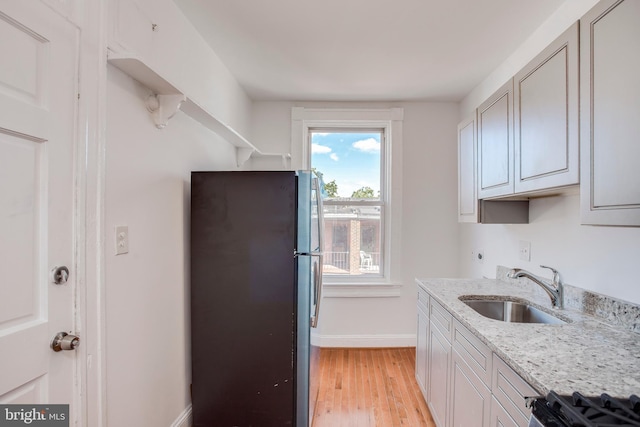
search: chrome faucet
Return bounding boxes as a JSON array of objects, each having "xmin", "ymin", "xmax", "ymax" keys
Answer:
[{"xmin": 507, "ymin": 265, "xmax": 563, "ymax": 309}]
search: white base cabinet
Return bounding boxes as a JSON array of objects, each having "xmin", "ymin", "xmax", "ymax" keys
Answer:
[
  {"xmin": 416, "ymin": 289, "xmax": 429, "ymax": 394},
  {"xmin": 451, "ymin": 350, "xmax": 491, "ymax": 427},
  {"xmin": 427, "ymin": 299, "xmax": 453, "ymax": 427},
  {"xmin": 489, "ymin": 397, "xmax": 520, "ymax": 427},
  {"xmin": 491, "ymin": 355, "xmax": 536, "ymax": 427},
  {"xmin": 417, "ymin": 293, "xmax": 536, "ymax": 427}
]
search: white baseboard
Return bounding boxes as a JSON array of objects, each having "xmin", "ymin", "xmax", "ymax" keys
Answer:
[
  {"xmin": 318, "ymin": 334, "xmax": 416, "ymax": 348},
  {"xmin": 171, "ymin": 405, "xmax": 192, "ymax": 427}
]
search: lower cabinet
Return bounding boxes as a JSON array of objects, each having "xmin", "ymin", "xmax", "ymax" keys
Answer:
[
  {"xmin": 491, "ymin": 354, "xmax": 536, "ymax": 426},
  {"xmin": 416, "ymin": 301, "xmax": 429, "ymax": 394},
  {"xmin": 417, "ymin": 294, "xmax": 536, "ymax": 427},
  {"xmin": 428, "ymin": 323, "xmax": 452, "ymax": 427},
  {"xmin": 451, "ymin": 350, "xmax": 491, "ymax": 427},
  {"xmin": 489, "ymin": 397, "xmax": 520, "ymax": 427}
]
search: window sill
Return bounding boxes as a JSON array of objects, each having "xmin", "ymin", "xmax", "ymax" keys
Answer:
[{"xmin": 322, "ymin": 282, "xmax": 402, "ymax": 298}]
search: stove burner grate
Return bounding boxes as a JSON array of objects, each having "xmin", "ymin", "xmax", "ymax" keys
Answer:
[{"xmin": 545, "ymin": 391, "xmax": 640, "ymax": 426}]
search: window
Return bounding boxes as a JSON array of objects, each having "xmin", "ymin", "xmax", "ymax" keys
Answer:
[
  {"xmin": 291, "ymin": 107, "xmax": 403, "ymax": 294},
  {"xmin": 311, "ymin": 129, "xmax": 385, "ymax": 278}
]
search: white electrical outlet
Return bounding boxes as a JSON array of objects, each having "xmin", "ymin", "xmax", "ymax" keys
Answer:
[
  {"xmin": 115, "ymin": 225, "xmax": 129, "ymax": 255},
  {"xmin": 519, "ymin": 240, "xmax": 531, "ymax": 261}
]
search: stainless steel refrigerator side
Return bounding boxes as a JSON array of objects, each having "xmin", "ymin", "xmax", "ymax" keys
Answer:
[
  {"xmin": 296, "ymin": 170, "xmax": 312, "ymax": 427},
  {"xmin": 296, "ymin": 171, "xmax": 312, "ymax": 254},
  {"xmin": 308, "ymin": 256, "xmax": 321, "ymax": 426},
  {"xmin": 310, "ymin": 177, "xmax": 325, "ymax": 328},
  {"xmin": 308, "ymin": 176, "xmax": 324, "ymax": 425},
  {"xmin": 296, "ymin": 254, "xmax": 312, "ymax": 427},
  {"xmin": 296, "ymin": 171, "xmax": 325, "ymax": 426}
]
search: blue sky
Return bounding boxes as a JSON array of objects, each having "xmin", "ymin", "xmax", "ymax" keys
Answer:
[{"xmin": 311, "ymin": 131, "xmax": 381, "ymax": 198}]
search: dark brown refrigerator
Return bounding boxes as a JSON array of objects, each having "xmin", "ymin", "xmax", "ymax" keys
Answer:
[{"xmin": 190, "ymin": 171, "xmax": 323, "ymax": 426}]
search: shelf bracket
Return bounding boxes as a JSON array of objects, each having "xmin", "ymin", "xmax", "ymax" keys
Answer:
[
  {"xmin": 146, "ymin": 93, "xmax": 186, "ymax": 129},
  {"xmin": 280, "ymin": 154, "xmax": 292, "ymax": 169},
  {"xmin": 236, "ymin": 147, "xmax": 255, "ymax": 167}
]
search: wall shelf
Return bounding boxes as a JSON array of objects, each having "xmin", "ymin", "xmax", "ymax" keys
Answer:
[{"xmin": 107, "ymin": 51, "xmax": 290, "ymax": 167}]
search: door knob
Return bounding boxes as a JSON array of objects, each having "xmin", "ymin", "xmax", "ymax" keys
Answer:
[
  {"xmin": 51, "ymin": 332, "xmax": 80, "ymax": 352},
  {"xmin": 51, "ymin": 266, "xmax": 69, "ymax": 285}
]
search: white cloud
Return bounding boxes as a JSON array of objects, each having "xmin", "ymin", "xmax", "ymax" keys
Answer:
[
  {"xmin": 311, "ymin": 143, "xmax": 332, "ymax": 154},
  {"xmin": 352, "ymin": 138, "xmax": 380, "ymax": 152}
]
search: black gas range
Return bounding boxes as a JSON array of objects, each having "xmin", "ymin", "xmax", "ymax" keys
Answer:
[{"xmin": 529, "ymin": 391, "xmax": 640, "ymax": 426}]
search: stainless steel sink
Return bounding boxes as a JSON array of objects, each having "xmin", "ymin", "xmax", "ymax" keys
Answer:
[{"xmin": 461, "ymin": 299, "xmax": 566, "ymax": 325}]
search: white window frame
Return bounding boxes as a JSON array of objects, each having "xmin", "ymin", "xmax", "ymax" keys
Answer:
[{"xmin": 291, "ymin": 108, "xmax": 403, "ymax": 297}]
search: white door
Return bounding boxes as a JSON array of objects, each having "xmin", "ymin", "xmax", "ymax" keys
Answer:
[{"xmin": 0, "ymin": 0, "xmax": 80, "ymax": 417}]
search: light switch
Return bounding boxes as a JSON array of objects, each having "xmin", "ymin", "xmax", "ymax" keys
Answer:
[{"xmin": 115, "ymin": 225, "xmax": 129, "ymax": 255}]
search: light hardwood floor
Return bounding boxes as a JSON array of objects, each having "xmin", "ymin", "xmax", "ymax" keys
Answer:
[{"xmin": 312, "ymin": 347, "xmax": 436, "ymax": 427}]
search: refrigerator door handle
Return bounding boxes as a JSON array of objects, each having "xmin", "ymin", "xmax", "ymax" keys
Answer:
[
  {"xmin": 310, "ymin": 253, "xmax": 323, "ymax": 328},
  {"xmin": 312, "ymin": 177, "xmax": 325, "ymax": 254}
]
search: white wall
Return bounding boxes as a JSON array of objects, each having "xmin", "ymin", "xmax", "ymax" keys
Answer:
[
  {"xmin": 104, "ymin": 66, "xmax": 242, "ymax": 426},
  {"xmin": 458, "ymin": 0, "xmax": 640, "ymax": 305},
  {"xmin": 109, "ymin": 0, "xmax": 253, "ymax": 137},
  {"xmin": 103, "ymin": 1, "xmax": 259, "ymax": 424},
  {"xmin": 252, "ymin": 101, "xmax": 460, "ymax": 343},
  {"xmin": 460, "ymin": 193, "xmax": 640, "ymax": 304}
]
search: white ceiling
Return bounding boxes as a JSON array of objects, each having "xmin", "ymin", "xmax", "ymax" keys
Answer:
[{"xmin": 174, "ymin": 0, "xmax": 565, "ymax": 102}]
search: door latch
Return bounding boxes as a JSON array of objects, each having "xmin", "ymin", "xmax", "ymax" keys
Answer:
[
  {"xmin": 51, "ymin": 266, "xmax": 69, "ymax": 285},
  {"xmin": 51, "ymin": 332, "xmax": 80, "ymax": 352}
]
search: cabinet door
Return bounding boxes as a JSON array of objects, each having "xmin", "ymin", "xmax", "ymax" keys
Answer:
[
  {"xmin": 458, "ymin": 114, "xmax": 479, "ymax": 222},
  {"xmin": 580, "ymin": 0, "xmax": 640, "ymax": 226},
  {"xmin": 514, "ymin": 22, "xmax": 579, "ymax": 193},
  {"xmin": 416, "ymin": 305, "xmax": 429, "ymax": 396},
  {"xmin": 478, "ymin": 80, "xmax": 515, "ymax": 199},
  {"xmin": 489, "ymin": 397, "xmax": 521, "ymax": 427},
  {"xmin": 451, "ymin": 351, "xmax": 491, "ymax": 427},
  {"xmin": 453, "ymin": 319, "xmax": 492, "ymax": 386},
  {"xmin": 492, "ymin": 355, "xmax": 536, "ymax": 426},
  {"xmin": 428, "ymin": 324, "xmax": 451, "ymax": 427}
]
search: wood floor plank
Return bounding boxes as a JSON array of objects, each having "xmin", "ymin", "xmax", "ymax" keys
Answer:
[
  {"xmin": 382, "ymin": 349, "xmax": 408, "ymax": 426},
  {"xmin": 374, "ymin": 349, "xmax": 396, "ymax": 427},
  {"xmin": 393, "ymin": 348, "xmax": 421, "ymax": 426},
  {"xmin": 399, "ymin": 349, "xmax": 432, "ymax": 427},
  {"xmin": 312, "ymin": 347, "xmax": 435, "ymax": 427}
]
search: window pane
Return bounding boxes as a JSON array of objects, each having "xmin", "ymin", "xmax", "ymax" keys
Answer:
[
  {"xmin": 311, "ymin": 131, "xmax": 382, "ymax": 200},
  {"xmin": 321, "ymin": 204, "xmax": 382, "ymax": 276}
]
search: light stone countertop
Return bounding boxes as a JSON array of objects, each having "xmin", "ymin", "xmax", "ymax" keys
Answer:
[{"xmin": 416, "ymin": 277, "xmax": 640, "ymax": 398}]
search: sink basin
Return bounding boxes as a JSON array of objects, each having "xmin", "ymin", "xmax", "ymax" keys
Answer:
[{"xmin": 461, "ymin": 299, "xmax": 566, "ymax": 325}]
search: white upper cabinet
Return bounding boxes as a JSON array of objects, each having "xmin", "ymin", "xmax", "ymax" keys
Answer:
[
  {"xmin": 458, "ymin": 114, "xmax": 479, "ymax": 222},
  {"xmin": 475, "ymin": 23, "xmax": 580, "ymax": 202},
  {"xmin": 514, "ymin": 22, "xmax": 579, "ymax": 194},
  {"xmin": 580, "ymin": 0, "xmax": 640, "ymax": 226},
  {"xmin": 477, "ymin": 80, "xmax": 515, "ymax": 199}
]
